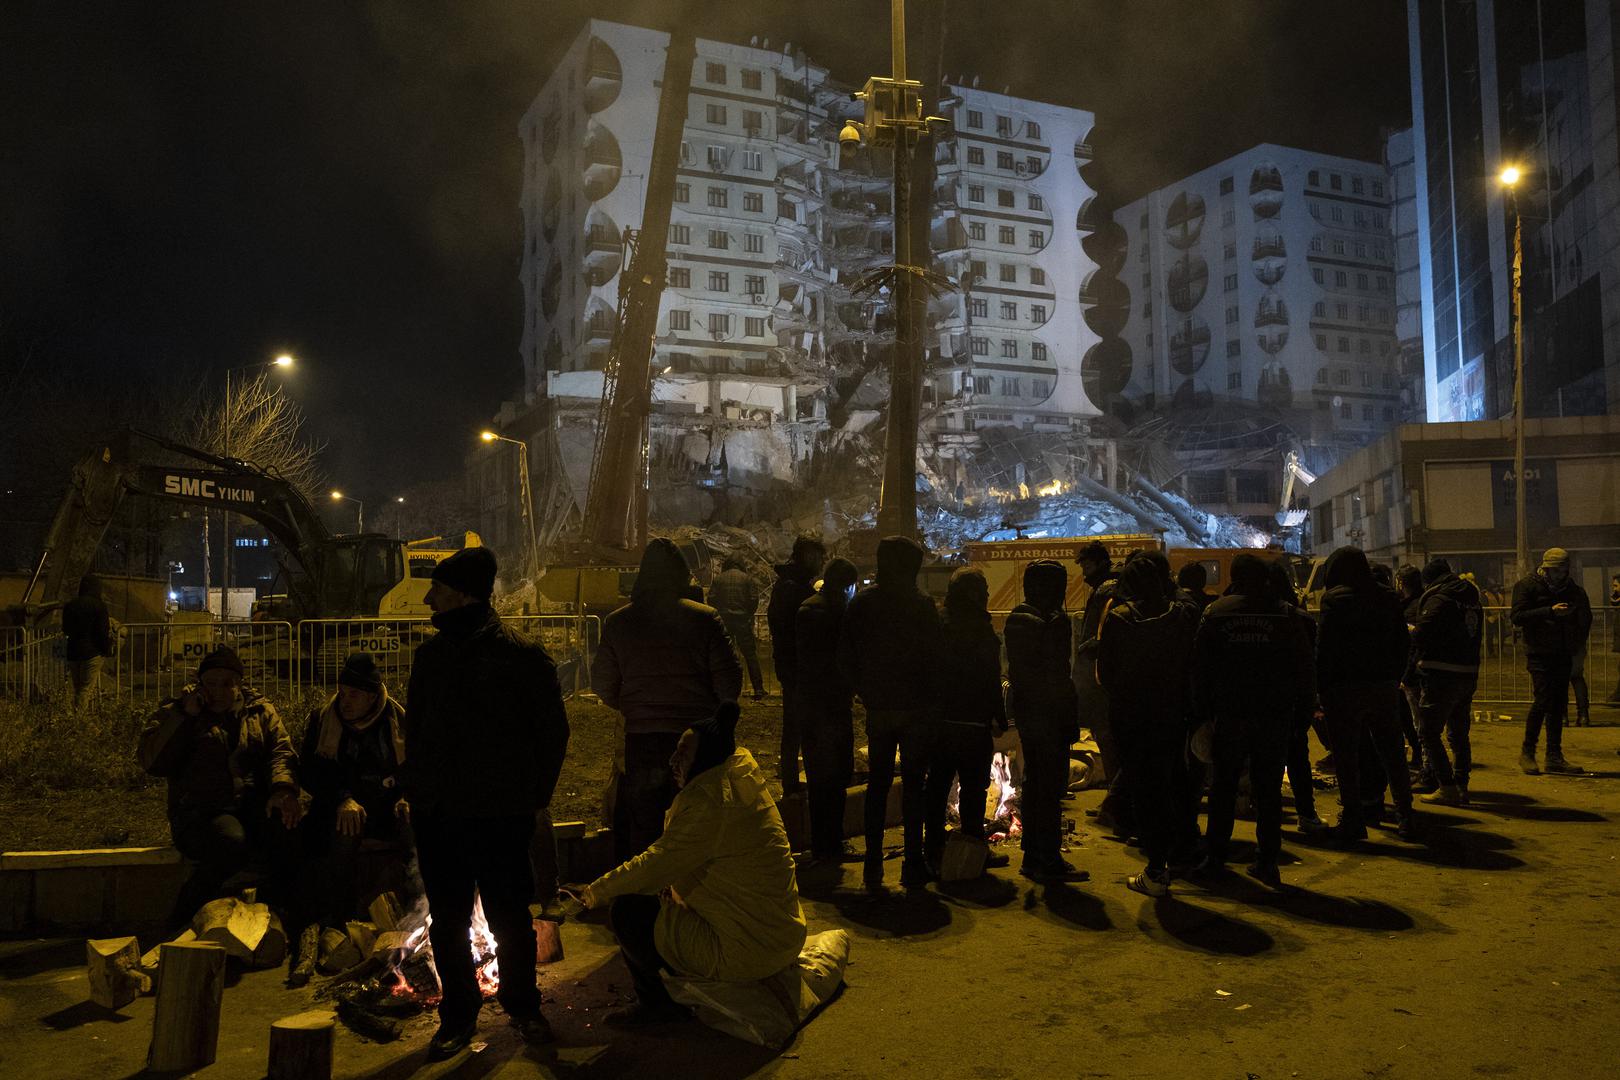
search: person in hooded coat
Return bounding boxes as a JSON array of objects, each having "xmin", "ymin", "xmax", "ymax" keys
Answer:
[
  {"xmin": 577, "ymin": 702, "xmax": 808, "ymax": 1027},
  {"xmin": 1004, "ymin": 559, "xmax": 1084, "ymax": 884},
  {"xmin": 709, "ymin": 556, "xmax": 766, "ymax": 700},
  {"xmin": 594, "ymin": 538, "xmax": 744, "ymax": 862},
  {"xmin": 767, "ymin": 536, "xmax": 827, "ymax": 794},
  {"xmin": 1073, "ymin": 542, "xmax": 1128, "ymax": 833},
  {"xmin": 795, "ymin": 558, "xmax": 860, "ymax": 861},
  {"xmin": 1265, "ymin": 561, "xmax": 1327, "ymax": 835},
  {"xmin": 925, "ymin": 567, "xmax": 1009, "ymax": 874},
  {"xmin": 837, "ymin": 535, "xmax": 942, "ymax": 889},
  {"xmin": 1410, "ymin": 558, "xmax": 1483, "ymax": 805},
  {"xmin": 1098, "ymin": 552, "xmax": 1199, "ymax": 896},
  {"xmin": 1509, "ymin": 547, "xmax": 1591, "ymax": 774},
  {"xmin": 1316, "ymin": 545, "xmax": 1418, "ymax": 843},
  {"xmin": 62, "ymin": 574, "xmax": 114, "ymax": 708}
]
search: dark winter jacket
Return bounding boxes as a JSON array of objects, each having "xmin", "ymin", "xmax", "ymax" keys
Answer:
[
  {"xmin": 1412, "ymin": 574, "xmax": 1484, "ymax": 678},
  {"xmin": 1075, "ymin": 569, "xmax": 1119, "ymax": 658},
  {"xmin": 1004, "ymin": 602, "xmax": 1078, "ymax": 741},
  {"xmin": 836, "ymin": 538, "xmax": 941, "ymax": 712},
  {"xmin": 1098, "ymin": 597, "xmax": 1199, "ymax": 734},
  {"xmin": 1315, "ymin": 547, "xmax": 1410, "ymax": 692},
  {"xmin": 139, "ymin": 688, "xmax": 297, "ymax": 833},
  {"xmin": 1194, "ymin": 593, "xmax": 1316, "ymax": 726},
  {"xmin": 795, "ymin": 590, "xmax": 853, "ymax": 709},
  {"xmin": 1510, "ymin": 571, "xmax": 1592, "ymax": 657},
  {"xmin": 767, "ymin": 564, "xmax": 818, "ymax": 673},
  {"xmin": 61, "ymin": 577, "xmax": 113, "ymax": 662},
  {"xmin": 403, "ymin": 604, "xmax": 571, "ymax": 818},
  {"xmin": 593, "ymin": 595, "xmax": 743, "ymax": 734},
  {"xmin": 299, "ymin": 693, "xmax": 407, "ymax": 817},
  {"xmin": 938, "ymin": 609, "xmax": 1005, "ymax": 730},
  {"xmin": 708, "ymin": 568, "xmax": 761, "ymax": 619}
]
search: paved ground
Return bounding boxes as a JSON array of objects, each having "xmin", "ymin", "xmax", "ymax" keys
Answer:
[{"xmin": 3, "ymin": 712, "xmax": 1618, "ymax": 1079}]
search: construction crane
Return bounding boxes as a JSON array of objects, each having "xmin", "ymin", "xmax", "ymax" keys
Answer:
[{"xmin": 580, "ymin": 31, "xmax": 697, "ymax": 554}]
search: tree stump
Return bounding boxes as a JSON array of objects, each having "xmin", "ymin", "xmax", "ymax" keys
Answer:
[
  {"xmin": 86, "ymin": 936, "xmax": 150, "ymax": 1009},
  {"xmin": 194, "ymin": 897, "xmax": 273, "ymax": 964},
  {"xmin": 268, "ymin": 1009, "xmax": 336, "ymax": 1080},
  {"xmin": 147, "ymin": 942, "xmax": 226, "ymax": 1072},
  {"xmin": 252, "ymin": 913, "xmax": 288, "ymax": 969}
]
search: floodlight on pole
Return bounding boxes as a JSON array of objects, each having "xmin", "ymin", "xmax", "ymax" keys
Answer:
[
  {"xmin": 1499, "ymin": 165, "xmax": 1522, "ymax": 187},
  {"xmin": 1500, "ymin": 163, "xmax": 1529, "ymax": 576},
  {"xmin": 330, "ymin": 490, "xmax": 364, "ymax": 532}
]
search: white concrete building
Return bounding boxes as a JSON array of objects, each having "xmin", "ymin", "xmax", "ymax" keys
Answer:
[
  {"xmin": 1385, "ymin": 127, "xmax": 1427, "ymax": 422},
  {"xmin": 1116, "ymin": 144, "xmax": 1403, "ymax": 444}
]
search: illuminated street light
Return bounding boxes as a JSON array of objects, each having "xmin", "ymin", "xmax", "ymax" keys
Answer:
[
  {"xmin": 330, "ymin": 490, "xmax": 364, "ymax": 532},
  {"xmin": 479, "ymin": 428, "xmax": 541, "ymax": 589},
  {"xmin": 218, "ymin": 352, "xmax": 296, "ymax": 613},
  {"xmin": 272, "ymin": 353, "xmax": 295, "ymax": 368},
  {"xmin": 1499, "ymin": 165, "xmax": 1522, "ymax": 186}
]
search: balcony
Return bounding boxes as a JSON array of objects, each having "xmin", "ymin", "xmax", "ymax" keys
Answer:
[
  {"xmin": 1169, "ymin": 319, "xmax": 1211, "ymax": 375},
  {"xmin": 1249, "ymin": 164, "xmax": 1284, "ymax": 195},
  {"xmin": 1164, "ymin": 191, "xmax": 1206, "ymax": 250},
  {"xmin": 1254, "ymin": 297, "xmax": 1289, "ymax": 327},
  {"xmin": 1167, "ymin": 253, "xmax": 1209, "ymax": 312},
  {"xmin": 1252, "ymin": 236, "xmax": 1286, "ymax": 260},
  {"xmin": 582, "ymin": 212, "xmax": 621, "ymax": 286},
  {"xmin": 581, "ymin": 121, "xmax": 622, "ymax": 201},
  {"xmin": 582, "ymin": 37, "xmax": 622, "ymax": 113}
]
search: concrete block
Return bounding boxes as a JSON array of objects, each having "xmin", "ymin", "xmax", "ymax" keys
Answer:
[
  {"xmin": 33, "ymin": 867, "xmax": 109, "ymax": 930},
  {"xmin": 0, "ymin": 846, "xmax": 182, "ymax": 871},
  {"xmin": 842, "ymin": 780, "xmax": 903, "ymax": 840},
  {"xmin": 112, "ymin": 864, "xmax": 188, "ymax": 925},
  {"xmin": 0, "ymin": 871, "xmax": 32, "ymax": 933}
]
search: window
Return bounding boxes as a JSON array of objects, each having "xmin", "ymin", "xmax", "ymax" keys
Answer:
[
  {"xmin": 1353, "ymin": 209, "xmax": 1367, "ymax": 227},
  {"xmin": 742, "ymin": 150, "xmax": 762, "ymax": 172},
  {"xmin": 742, "ymin": 233, "xmax": 764, "ymax": 255},
  {"xmin": 1372, "ymin": 212, "xmax": 1385, "ymax": 229},
  {"xmin": 970, "ymin": 259, "xmax": 987, "ymax": 279},
  {"xmin": 669, "ymin": 266, "xmax": 691, "ymax": 288},
  {"xmin": 745, "ymin": 316, "xmax": 765, "ymax": 337},
  {"xmin": 1222, "ymin": 209, "xmax": 1236, "ymax": 227},
  {"xmin": 669, "ymin": 310, "xmax": 691, "ymax": 331},
  {"xmin": 997, "ymin": 150, "xmax": 1015, "ymax": 170},
  {"xmin": 1357, "ymin": 303, "xmax": 1370, "ymax": 321},
  {"xmin": 708, "ymin": 312, "xmax": 730, "ymax": 334},
  {"xmin": 1309, "ymin": 202, "xmax": 1322, "ymax": 220},
  {"xmin": 996, "ymin": 115, "xmax": 1013, "ymax": 136},
  {"xmin": 1226, "ymin": 339, "xmax": 1241, "ymax": 357},
  {"xmin": 742, "ymin": 109, "xmax": 763, "ymax": 134},
  {"xmin": 1031, "ymin": 343, "xmax": 1048, "ymax": 362},
  {"xmin": 1359, "ymin": 338, "xmax": 1372, "ymax": 355},
  {"xmin": 1030, "ymin": 303, "xmax": 1047, "ymax": 322},
  {"xmin": 1351, "ymin": 177, "xmax": 1365, "ymax": 195},
  {"xmin": 1224, "ymin": 241, "xmax": 1236, "ymax": 260},
  {"xmin": 1224, "ymin": 273, "xmax": 1238, "ymax": 292},
  {"xmin": 1375, "ymin": 274, "xmax": 1388, "ymax": 291},
  {"xmin": 1381, "ymin": 372, "xmax": 1395, "ymax": 389},
  {"xmin": 966, "ymin": 109, "xmax": 983, "ymax": 129},
  {"xmin": 705, "ymin": 62, "xmax": 726, "ymax": 84},
  {"xmin": 743, "ymin": 274, "xmax": 765, "ymax": 296},
  {"xmin": 1026, "ymin": 155, "xmax": 1042, "ymax": 174},
  {"xmin": 970, "ymin": 336, "xmax": 988, "ymax": 355},
  {"xmin": 1315, "ymin": 333, "xmax": 1327, "ymax": 350},
  {"xmin": 968, "ymin": 221, "xmax": 986, "ymax": 240},
  {"xmin": 1335, "ymin": 270, "xmax": 1348, "ymax": 286},
  {"xmin": 1362, "ymin": 404, "xmax": 1373, "ymax": 421},
  {"xmin": 1000, "ymin": 376, "xmax": 1021, "ymax": 396},
  {"xmin": 1336, "ymin": 302, "xmax": 1349, "ymax": 319},
  {"xmin": 742, "ymin": 191, "xmax": 763, "ymax": 212},
  {"xmin": 1374, "ymin": 243, "xmax": 1386, "ymax": 259},
  {"xmin": 1001, "ymin": 339, "xmax": 1018, "ymax": 358},
  {"xmin": 1332, "ymin": 239, "xmax": 1346, "ymax": 255},
  {"xmin": 1337, "ymin": 335, "xmax": 1349, "ymax": 353},
  {"xmin": 1032, "ymin": 377, "xmax": 1049, "ymax": 396},
  {"xmin": 1000, "ymin": 301, "xmax": 1018, "ymax": 319},
  {"xmin": 1330, "ymin": 206, "xmax": 1343, "ymax": 223},
  {"xmin": 1354, "ymin": 241, "xmax": 1367, "ymax": 258},
  {"xmin": 1340, "ymin": 403, "xmax": 1352, "ymax": 419},
  {"xmin": 1029, "ymin": 267, "xmax": 1046, "ymax": 285},
  {"xmin": 705, "ymin": 103, "xmax": 727, "ymax": 125},
  {"xmin": 967, "ymin": 146, "xmax": 985, "ymax": 165},
  {"xmin": 1225, "ymin": 305, "xmax": 1239, "ymax": 325},
  {"xmin": 1308, "ymin": 169, "xmax": 1320, "ymax": 186},
  {"xmin": 741, "ymin": 68, "xmax": 762, "ymax": 90},
  {"xmin": 968, "ymin": 184, "xmax": 985, "ymax": 203},
  {"xmin": 1029, "ymin": 230, "xmax": 1045, "ymax": 249},
  {"xmin": 1227, "ymin": 371, "xmax": 1242, "ymax": 389},
  {"xmin": 707, "ymin": 271, "xmax": 729, "ymax": 291},
  {"xmin": 997, "ymin": 189, "xmax": 1014, "ymax": 208},
  {"xmin": 1335, "ymin": 368, "xmax": 1349, "ymax": 385},
  {"xmin": 707, "ymin": 229, "xmax": 729, "ymax": 249},
  {"xmin": 999, "ymin": 225, "xmax": 1016, "ymax": 244},
  {"xmin": 1313, "ymin": 301, "xmax": 1326, "ymax": 317},
  {"xmin": 1026, "ymin": 121, "xmax": 1041, "ymax": 139},
  {"xmin": 1028, "ymin": 193, "xmax": 1043, "ymax": 211},
  {"xmin": 706, "ymin": 145, "xmax": 727, "ymax": 169},
  {"xmin": 707, "ymin": 186, "xmax": 728, "ymax": 208},
  {"xmin": 1329, "ymin": 173, "xmax": 1342, "ymax": 191},
  {"xmin": 1316, "ymin": 368, "xmax": 1328, "ymax": 384},
  {"xmin": 999, "ymin": 263, "xmax": 1017, "ymax": 282},
  {"xmin": 1310, "ymin": 236, "xmax": 1323, "ymax": 252},
  {"xmin": 969, "ymin": 297, "xmax": 987, "ymax": 318},
  {"xmin": 1142, "ymin": 301, "xmax": 1153, "ymax": 317},
  {"xmin": 670, "ymin": 224, "xmax": 691, "ymax": 245},
  {"xmin": 674, "ymin": 182, "xmax": 690, "ymax": 203},
  {"xmin": 1360, "ymin": 370, "xmax": 1372, "ymax": 387},
  {"xmin": 1219, "ymin": 176, "xmax": 1234, "ymax": 195}
]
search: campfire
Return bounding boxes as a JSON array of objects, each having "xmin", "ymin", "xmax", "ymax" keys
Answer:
[{"xmin": 946, "ymin": 749, "xmax": 1023, "ymax": 841}]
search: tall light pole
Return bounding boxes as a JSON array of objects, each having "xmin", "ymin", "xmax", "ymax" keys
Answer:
[
  {"xmin": 218, "ymin": 352, "xmax": 294, "ymax": 617},
  {"xmin": 482, "ymin": 431, "xmax": 542, "ymax": 591},
  {"xmin": 330, "ymin": 490, "xmax": 364, "ymax": 533},
  {"xmin": 1500, "ymin": 165, "xmax": 1529, "ymax": 578}
]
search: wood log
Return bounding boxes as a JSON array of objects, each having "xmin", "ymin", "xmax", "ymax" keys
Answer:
[
  {"xmin": 139, "ymin": 929, "xmax": 196, "ymax": 984},
  {"xmin": 534, "ymin": 918, "xmax": 564, "ymax": 965},
  {"xmin": 368, "ymin": 892, "xmax": 403, "ymax": 932},
  {"xmin": 252, "ymin": 913, "xmax": 288, "ymax": 969},
  {"xmin": 268, "ymin": 1009, "xmax": 335, "ymax": 1080},
  {"xmin": 318, "ymin": 927, "xmax": 361, "ymax": 974},
  {"xmin": 86, "ymin": 936, "xmax": 150, "ymax": 1009},
  {"xmin": 368, "ymin": 930, "xmax": 413, "ymax": 965},
  {"xmin": 194, "ymin": 897, "xmax": 272, "ymax": 963},
  {"xmin": 147, "ymin": 942, "xmax": 226, "ymax": 1072},
  {"xmin": 345, "ymin": 919, "xmax": 377, "ymax": 959}
]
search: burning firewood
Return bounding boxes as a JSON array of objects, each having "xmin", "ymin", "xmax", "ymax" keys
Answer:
[
  {"xmin": 346, "ymin": 920, "xmax": 377, "ymax": 959},
  {"xmin": 86, "ymin": 936, "xmax": 151, "ymax": 1009},
  {"xmin": 318, "ymin": 927, "xmax": 362, "ymax": 974},
  {"xmin": 368, "ymin": 892, "xmax": 403, "ymax": 933}
]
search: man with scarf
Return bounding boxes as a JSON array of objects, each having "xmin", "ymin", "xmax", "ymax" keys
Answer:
[
  {"xmin": 594, "ymin": 538, "xmax": 743, "ymax": 861},
  {"xmin": 573, "ymin": 702, "xmax": 807, "ymax": 1027},
  {"xmin": 795, "ymin": 557, "xmax": 861, "ymax": 863},
  {"xmin": 404, "ymin": 547, "xmax": 571, "ymax": 1056},
  {"xmin": 1005, "ymin": 559, "xmax": 1084, "ymax": 884},
  {"xmin": 287, "ymin": 652, "xmax": 412, "ymax": 987},
  {"xmin": 837, "ymin": 535, "xmax": 942, "ymax": 890},
  {"xmin": 767, "ymin": 536, "xmax": 827, "ymax": 793}
]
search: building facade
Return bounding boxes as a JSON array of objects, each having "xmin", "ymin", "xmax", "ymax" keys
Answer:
[
  {"xmin": 1407, "ymin": 0, "xmax": 1620, "ymax": 423},
  {"xmin": 1385, "ymin": 127, "xmax": 1428, "ymax": 422}
]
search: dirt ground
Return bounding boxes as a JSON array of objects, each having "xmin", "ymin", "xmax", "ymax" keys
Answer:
[{"xmin": 3, "ymin": 710, "xmax": 1618, "ymax": 1078}]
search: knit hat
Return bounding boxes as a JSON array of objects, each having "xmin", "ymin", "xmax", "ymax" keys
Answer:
[
  {"xmin": 1540, "ymin": 547, "xmax": 1569, "ymax": 569},
  {"xmin": 432, "ymin": 546, "xmax": 498, "ymax": 601},
  {"xmin": 1023, "ymin": 559, "xmax": 1067, "ymax": 610},
  {"xmin": 197, "ymin": 646, "xmax": 245, "ymax": 681},
  {"xmin": 337, "ymin": 653, "xmax": 383, "ymax": 694},
  {"xmin": 1422, "ymin": 558, "xmax": 1452, "ymax": 585}
]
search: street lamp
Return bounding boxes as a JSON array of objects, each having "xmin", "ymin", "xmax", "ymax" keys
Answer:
[
  {"xmin": 1500, "ymin": 164, "xmax": 1529, "ymax": 578},
  {"xmin": 218, "ymin": 353, "xmax": 295, "ymax": 617},
  {"xmin": 330, "ymin": 490, "xmax": 364, "ymax": 532},
  {"xmin": 480, "ymin": 430, "xmax": 542, "ymax": 590},
  {"xmin": 392, "ymin": 496, "xmax": 406, "ymax": 539}
]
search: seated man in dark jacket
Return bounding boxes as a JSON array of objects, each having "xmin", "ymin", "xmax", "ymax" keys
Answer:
[
  {"xmin": 288, "ymin": 652, "xmax": 413, "ymax": 986},
  {"xmin": 837, "ymin": 536, "xmax": 941, "ymax": 890},
  {"xmin": 138, "ymin": 646, "xmax": 301, "ymax": 930},
  {"xmin": 1005, "ymin": 559, "xmax": 1083, "ymax": 884},
  {"xmin": 1411, "ymin": 559, "xmax": 1484, "ymax": 803},
  {"xmin": 795, "ymin": 558, "xmax": 860, "ymax": 862}
]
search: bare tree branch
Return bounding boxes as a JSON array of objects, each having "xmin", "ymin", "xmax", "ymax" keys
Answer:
[{"xmin": 189, "ymin": 373, "xmax": 325, "ymax": 500}]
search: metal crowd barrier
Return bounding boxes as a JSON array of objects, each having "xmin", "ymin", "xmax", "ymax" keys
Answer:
[
  {"xmin": 109, "ymin": 620, "xmax": 297, "ymax": 706},
  {"xmin": 0, "ymin": 626, "xmax": 67, "ymax": 702},
  {"xmin": 1475, "ymin": 606, "xmax": 1616, "ymax": 706}
]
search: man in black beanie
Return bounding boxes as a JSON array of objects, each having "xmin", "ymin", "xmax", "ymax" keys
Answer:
[{"xmin": 403, "ymin": 546, "xmax": 571, "ymax": 1056}]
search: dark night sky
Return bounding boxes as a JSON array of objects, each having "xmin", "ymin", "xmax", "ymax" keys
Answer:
[{"xmin": 1, "ymin": 1, "xmax": 1408, "ymax": 501}]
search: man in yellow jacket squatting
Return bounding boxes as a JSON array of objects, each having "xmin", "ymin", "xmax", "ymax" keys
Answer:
[{"xmin": 572, "ymin": 701, "xmax": 807, "ymax": 1026}]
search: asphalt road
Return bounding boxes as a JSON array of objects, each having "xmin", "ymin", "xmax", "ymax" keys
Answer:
[{"xmin": 2, "ymin": 711, "xmax": 1617, "ymax": 1079}]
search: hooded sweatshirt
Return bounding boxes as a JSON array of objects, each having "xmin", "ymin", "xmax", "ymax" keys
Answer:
[
  {"xmin": 1510, "ymin": 569, "xmax": 1592, "ymax": 657},
  {"xmin": 937, "ymin": 572, "xmax": 1005, "ymax": 729},
  {"xmin": 836, "ymin": 537, "xmax": 941, "ymax": 711},
  {"xmin": 1004, "ymin": 561, "xmax": 1079, "ymax": 740},
  {"xmin": 1316, "ymin": 547, "xmax": 1409, "ymax": 692},
  {"xmin": 61, "ymin": 576, "xmax": 113, "ymax": 662},
  {"xmin": 766, "ymin": 562, "xmax": 818, "ymax": 673},
  {"xmin": 1412, "ymin": 573, "xmax": 1484, "ymax": 677}
]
